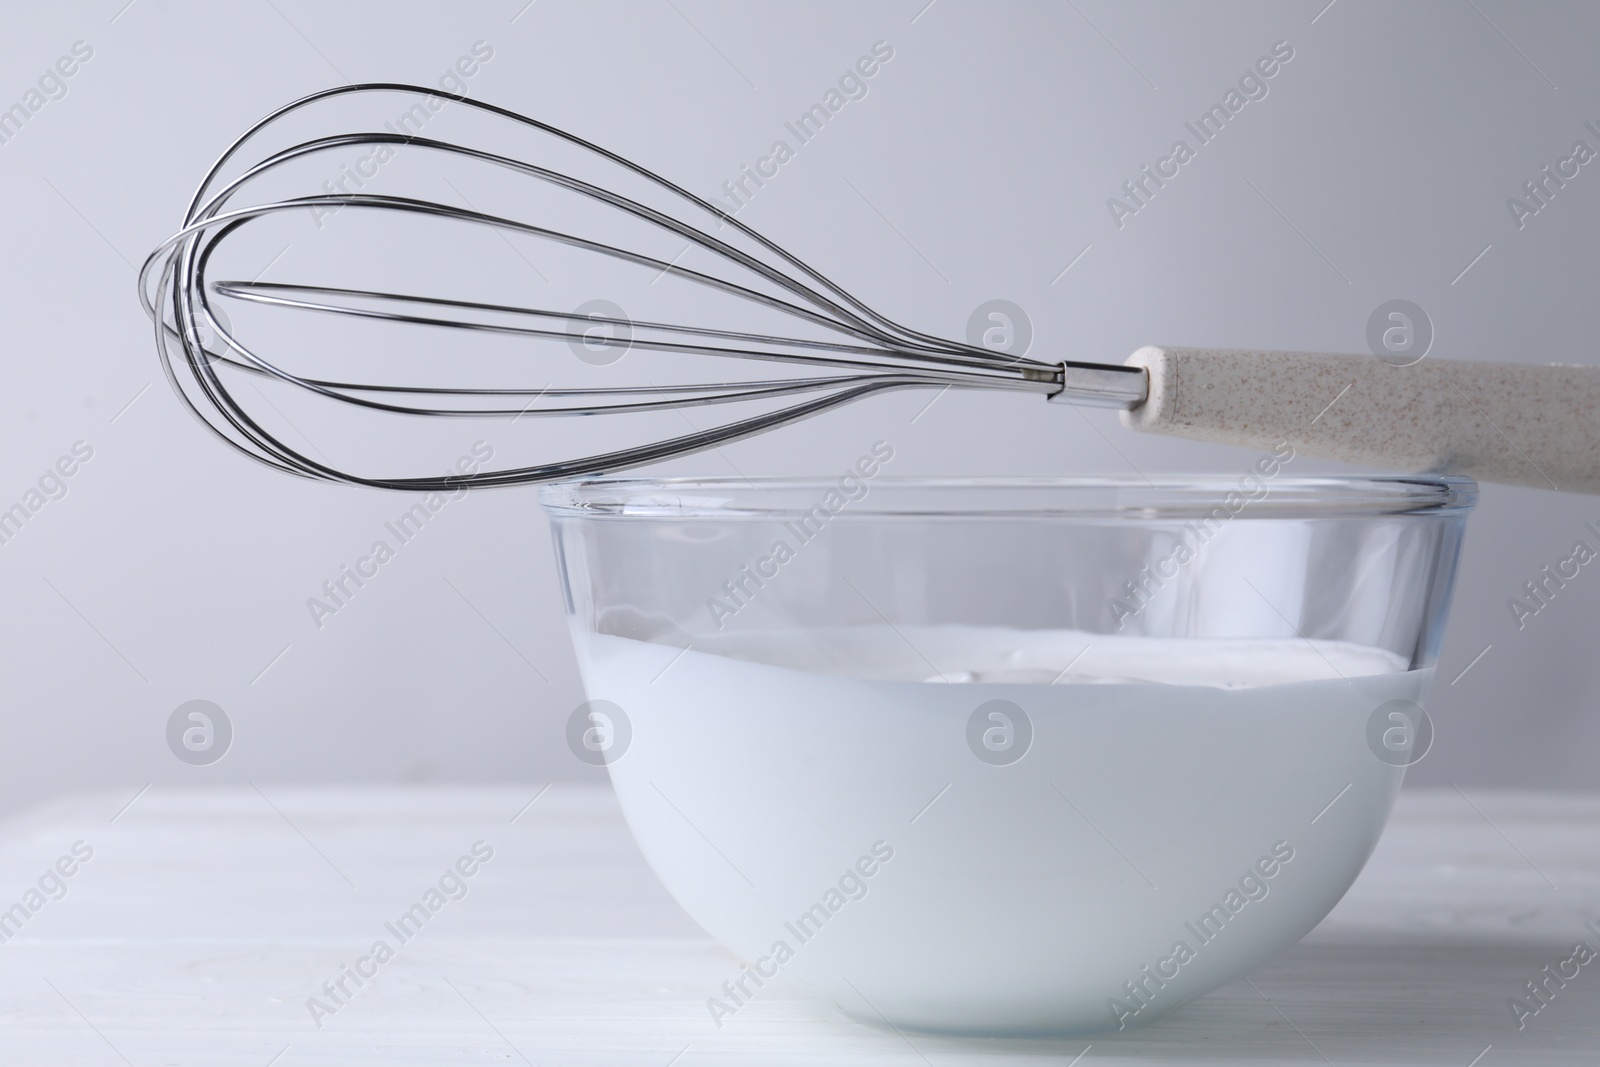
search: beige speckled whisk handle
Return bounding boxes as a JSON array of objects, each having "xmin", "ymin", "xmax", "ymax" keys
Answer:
[{"xmin": 1121, "ymin": 346, "xmax": 1600, "ymax": 493}]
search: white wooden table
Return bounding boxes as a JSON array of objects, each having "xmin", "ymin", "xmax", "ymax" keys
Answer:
[{"xmin": 1, "ymin": 785, "xmax": 1596, "ymax": 1065}]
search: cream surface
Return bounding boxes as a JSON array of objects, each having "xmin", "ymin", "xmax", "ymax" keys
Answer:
[{"xmin": 677, "ymin": 624, "xmax": 1407, "ymax": 687}]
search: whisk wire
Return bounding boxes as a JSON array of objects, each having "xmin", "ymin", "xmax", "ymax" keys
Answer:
[{"xmin": 141, "ymin": 83, "xmax": 1140, "ymax": 489}]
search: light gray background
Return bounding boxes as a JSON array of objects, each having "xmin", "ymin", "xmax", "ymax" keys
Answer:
[{"xmin": 1, "ymin": 0, "xmax": 1596, "ymax": 813}]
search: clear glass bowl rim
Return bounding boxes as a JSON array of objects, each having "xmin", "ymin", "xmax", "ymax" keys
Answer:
[{"xmin": 538, "ymin": 474, "xmax": 1477, "ymax": 520}]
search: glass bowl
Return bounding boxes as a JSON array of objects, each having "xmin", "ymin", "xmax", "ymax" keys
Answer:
[{"xmin": 540, "ymin": 472, "xmax": 1475, "ymax": 1035}]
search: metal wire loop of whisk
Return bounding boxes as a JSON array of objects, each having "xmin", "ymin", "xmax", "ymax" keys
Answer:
[{"xmin": 139, "ymin": 83, "xmax": 1145, "ymax": 490}]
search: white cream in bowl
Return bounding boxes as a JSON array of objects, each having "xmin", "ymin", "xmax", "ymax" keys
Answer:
[{"xmin": 576, "ymin": 625, "xmax": 1424, "ymax": 1034}]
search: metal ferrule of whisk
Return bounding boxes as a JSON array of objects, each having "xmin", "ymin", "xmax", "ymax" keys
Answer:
[{"xmin": 139, "ymin": 83, "xmax": 1147, "ymax": 491}]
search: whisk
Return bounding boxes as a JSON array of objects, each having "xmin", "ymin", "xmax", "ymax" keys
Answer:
[{"xmin": 141, "ymin": 83, "xmax": 1600, "ymax": 494}]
